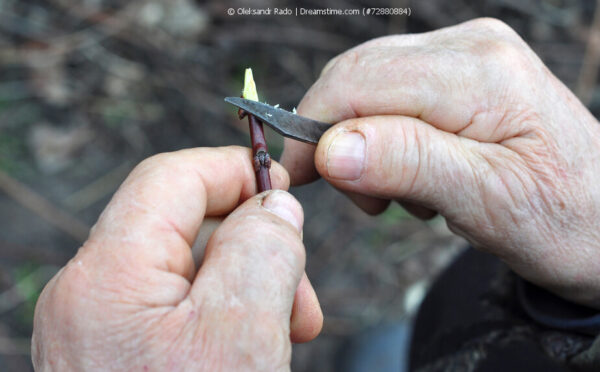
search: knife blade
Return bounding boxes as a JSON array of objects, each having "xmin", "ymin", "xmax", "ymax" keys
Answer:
[{"xmin": 224, "ymin": 97, "xmax": 330, "ymax": 144}]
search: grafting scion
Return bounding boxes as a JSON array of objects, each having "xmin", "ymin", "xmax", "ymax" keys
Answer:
[{"xmin": 241, "ymin": 68, "xmax": 272, "ymax": 192}]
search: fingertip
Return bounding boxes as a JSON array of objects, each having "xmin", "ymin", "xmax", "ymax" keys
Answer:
[
  {"xmin": 312, "ymin": 122, "xmax": 391, "ymax": 215},
  {"xmin": 290, "ymin": 273, "xmax": 323, "ymax": 343},
  {"xmin": 313, "ymin": 122, "xmax": 345, "ymax": 180},
  {"xmin": 262, "ymin": 190, "xmax": 304, "ymax": 233},
  {"xmin": 194, "ymin": 190, "xmax": 307, "ymax": 315},
  {"xmin": 270, "ymin": 160, "xmax": 291, "ymax": 191}
]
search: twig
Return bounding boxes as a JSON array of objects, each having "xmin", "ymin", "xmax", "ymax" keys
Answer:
[
  {"xmin": 247, "ymin": 114, "xmax": 272, "ymax": 191},
  {"xmin": 240, "ymin": 68, "xmax": 271, "ymax": 192}
]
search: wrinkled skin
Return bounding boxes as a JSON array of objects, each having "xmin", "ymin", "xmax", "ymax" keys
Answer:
[
  {"xmin": 33, "ymin": 147, "xmax": 322, "ymax": 371},
  {"xmin": 33, "ymin": 17, "xmax": 600, "ymax": 372},
  {"xmin": 281, "ymin": 18, "xmax": 600, "ymax": 307}
]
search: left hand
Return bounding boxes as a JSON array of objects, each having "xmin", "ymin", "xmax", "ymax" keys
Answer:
[{"xmin": 32, "ymin": 147, "xmax": 322, "ymax": 371}]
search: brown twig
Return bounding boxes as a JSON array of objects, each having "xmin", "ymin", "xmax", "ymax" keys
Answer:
[
  {"xmin": 240, "ymin": 68, "xmax": 272, "ymax": 192},
  {"xmin": 239, "ymin": 108, "xmax": 272, "ymax": 192}
]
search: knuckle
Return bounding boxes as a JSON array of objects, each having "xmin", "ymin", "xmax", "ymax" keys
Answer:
[
  {"xmin": 137, "ymin": 151, "xmax": 179, "ymax": 173},
  {"xmin": 57, "ymin": 258, "xmax": 89, "ymax": 295},
  {"xmin": 465, "ymin": 17, "xmax": 518, "ymax": 39},
  {"xmin": 320, "ymin": 34, "xmax": 410, "ymax": 78},
  {"xmin": 321, "ymin": 49, "xmax": 361, "ymax": 78},
  {"xmin": 41, "ymin": 257, "xmax": 92, "ymax": 315},
  {"xmin": 320, "ymin": 55, "xmax": 340, "ymax": 77},
  {"xmin": 131, "ymin": 151, "xmax": 194, "ymax": 188},
  {"xmin": 337, "ymin": 50, "xmax": 361, "ymax": 70},
  {"xmin": 462, "ymin": 19, "xmax": 531, "ymax": 67},
  {"xmin": 472, "ymin": 37, "xmax": 531, "ymax": 75},
  {"xmin": 487, "ymin": 39, "xmax": 526, "ymax": 64}
]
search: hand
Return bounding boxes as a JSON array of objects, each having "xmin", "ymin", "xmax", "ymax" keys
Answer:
[
  {"xmin": 32, "ymin": 147, "xmax": 323, "ymax": 371},
  {"xmin": 281, "ymin": 18, "xmax": 600, "ymax": 307}
]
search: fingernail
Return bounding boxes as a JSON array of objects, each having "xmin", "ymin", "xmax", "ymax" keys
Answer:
[
  {"xmin": 326, "ymin": 131, "xmax": 365, "ymax": 180},
  {"xmin": 262, "ymin": 190, "xmax": 303, "ymax": 233}
]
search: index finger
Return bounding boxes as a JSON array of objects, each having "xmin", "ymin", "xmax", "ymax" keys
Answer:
[{"xmin": 82, "ymin": 146, "xmax": 290, "ymax": 285}]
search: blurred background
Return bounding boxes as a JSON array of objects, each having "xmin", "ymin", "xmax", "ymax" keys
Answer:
[{"xmin": 0, "ymin": 0, "xmax": 599, "ymax": 370}]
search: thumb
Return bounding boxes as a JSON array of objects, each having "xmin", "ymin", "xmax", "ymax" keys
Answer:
[
  {"xmin": 314, "ymin": 115, "xmax": 486, "ymax": 218},
  {"xmin": 191, "ymin": 190, "xmax": 307, "ymax": 337}
]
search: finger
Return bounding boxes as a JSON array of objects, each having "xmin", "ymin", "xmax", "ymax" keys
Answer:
[
  {"xmin": 193, "ymin": 190, "xmax": 306, "ymax": 330},
  {"xmin": 280, "ymin": 139, "xmax": 390, "ymax": 215},
  {"xmin": 280, "ymin": 139, "xmax": 320, "ymax": 185},
  {"xmin": 76, "ymin": 146, "xmax": 290, "ymax": 307},
  {"xmin": 191, "ymin": 216, "xmax": 323, "ymax": 343},
  {"xmin": 300, "ymin": 18, "xmax": 528, "ymax": 134},
  {"xmin": 290, "ymin": 273, "xmax": 323, "ymax": 343},
  {"xmin": 281, "ymin": 18, "xmax": 531, "ymax": 185},
  {"xmin": 313, "ymin": 115, "xmax": 504, "ymax": 222},
  {"xmin": 398, "ymin": 201, "xmax": 437, "ymax": 220},
  {"xmin": 344, "ymin": 191, "xmax": 391, "ymax": 215}
]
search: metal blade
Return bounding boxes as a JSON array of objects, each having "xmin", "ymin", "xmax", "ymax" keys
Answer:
[{"xmin": 224, "ymin": 97, "xmax": 330, "ymax": 144}]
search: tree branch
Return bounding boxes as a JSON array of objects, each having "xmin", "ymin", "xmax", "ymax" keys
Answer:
[{"xmin": 241, "ymin": 68, "xmax": 271, "ymax": 192}]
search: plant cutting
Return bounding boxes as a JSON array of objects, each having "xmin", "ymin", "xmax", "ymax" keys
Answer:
[{"xmin": 238, "ymin": 68, "xmax": 272, "ymax": 192}]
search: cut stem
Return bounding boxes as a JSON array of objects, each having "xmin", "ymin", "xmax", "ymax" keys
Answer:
[{"xmin": 242, "ymin": 68, "xmax": 271, "ymax": 192}]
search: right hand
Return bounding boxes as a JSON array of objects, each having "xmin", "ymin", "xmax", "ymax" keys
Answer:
[{"xmin": 281, "ymin": 18, "xmax": 600, "ymax": 308}]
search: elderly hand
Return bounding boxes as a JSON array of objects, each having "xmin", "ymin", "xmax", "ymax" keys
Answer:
[
  {"xmin": 32, "ymin": 147, "xmax": 322, "ymax": 371},
  {"xmin": 281, "ymin": 18, "xmax": 600, "ymax": 308}
]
